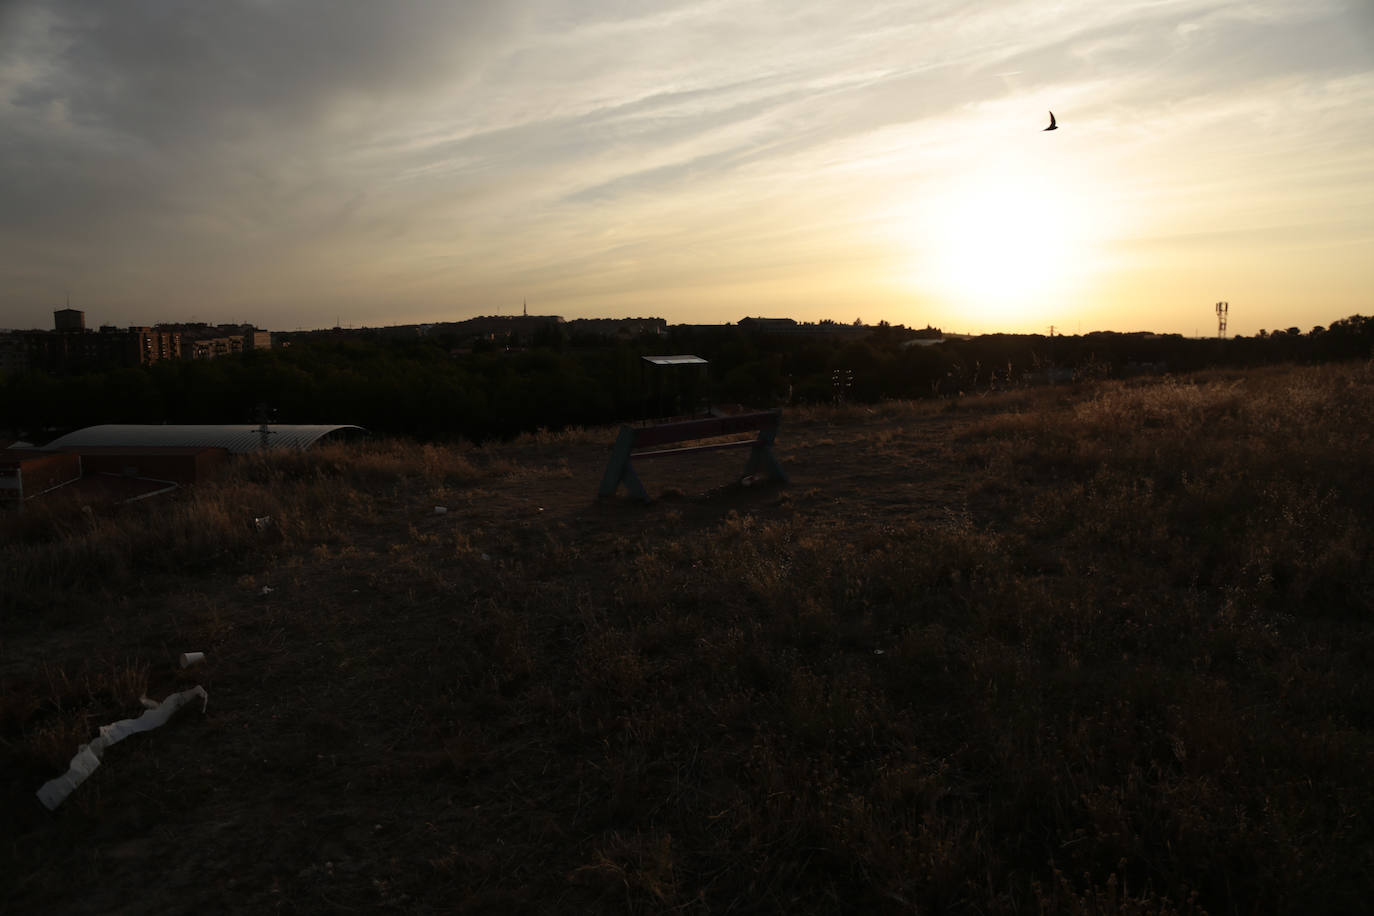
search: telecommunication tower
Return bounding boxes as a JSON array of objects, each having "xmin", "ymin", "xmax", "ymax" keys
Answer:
[{"xmin": 1215, "ymin": 301, "xmax": 1229, "ymax": 339}]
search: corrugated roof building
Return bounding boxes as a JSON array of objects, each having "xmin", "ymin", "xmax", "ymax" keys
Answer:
[
  {"xmin": 43, "ymin": 425, "xmax": 367, "ymax": 454},
  {"xmin": 1, "ymin": 449, "xmax": 83, "ymax": 508},
  {"xmin": 74, "ymin": 447, "xmax": 229, "ymax": 484}
]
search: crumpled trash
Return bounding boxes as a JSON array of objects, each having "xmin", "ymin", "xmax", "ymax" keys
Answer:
[
  {"xmin": 254, "ymin": 516, "xmax": 274, "ymax": 531},
  {"xmin": 36, "ymin": 686, "xmax": 209, "ymax": 811},
  {"xmin": 179, "ymin": 652, "xmax": 205, "ymax": 668},
  {"xmin": 260, "ymin": 586, "xmax": 274, "ymax": 596},
  {"xmin": 433, "ymin": 506, "xmax": 448, "ymax": 515}
]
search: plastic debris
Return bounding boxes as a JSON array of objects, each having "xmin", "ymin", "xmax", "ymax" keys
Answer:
[
  {"xmin": 260, "ymin": 586, "xmax": 274, "ymax": 596},
  {"xmin": 254, "ymin": 516, "xmax": 274, "ymax": 531},
  {"xmin": 873, "ymin": 649, "xmax": 885, "ymax": 656},
  {"xmin": 36, "ymin": 686, "xmax": 209, "ymax": 811},
  {"xmin": 179, "ymin": 652, "xmax": 205, "ymax": 668},
  {"xmin": 433, "ymin": 506, "xmax": 448, "ymax": 515}
]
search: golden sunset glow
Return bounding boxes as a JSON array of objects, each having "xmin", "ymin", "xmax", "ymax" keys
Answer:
[
  {"xmin": 912, "ymin": 171, "xmax": 1086, "ymax": 326},
  {"xmin": 1, "ymin": 1, "xmax": 1371, "ymax": 335}
]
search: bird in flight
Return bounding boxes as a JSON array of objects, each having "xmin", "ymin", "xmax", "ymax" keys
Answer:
[{"xmin": 1043, "ymin": 111, "xmax": 1058, "ymax": 131}]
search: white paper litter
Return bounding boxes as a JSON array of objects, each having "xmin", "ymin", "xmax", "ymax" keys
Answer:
[
  {"xmin": 179, "ymin": 652, "xmax": 205, "ymax": 668},
  {"xmin": 36, "ymin": 686, "xmax": 209, "ymax": 811}
]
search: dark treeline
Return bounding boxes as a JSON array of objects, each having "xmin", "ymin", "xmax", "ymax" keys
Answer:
[{"xmin": 3, "ymin": 315, "xmax": 1371, "ymax": 444}]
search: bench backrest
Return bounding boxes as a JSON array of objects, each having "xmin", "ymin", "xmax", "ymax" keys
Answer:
[{"xmin": 629, "ymin": 410, "xmax": 780, "ymax": 450}]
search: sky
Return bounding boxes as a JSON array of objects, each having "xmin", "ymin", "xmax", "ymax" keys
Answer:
[{"xmin": 1, "ymin": 0, "xmax": 1371, "ymax": 336}]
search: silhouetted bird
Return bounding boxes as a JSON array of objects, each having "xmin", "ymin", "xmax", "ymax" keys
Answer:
[{"xmin": 1043, "ymin": 111, "xmax": 1058, "ymax": 131}]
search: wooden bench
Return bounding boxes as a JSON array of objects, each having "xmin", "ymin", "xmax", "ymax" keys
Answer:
[{"xmin": 598, "ymin": 409, "xmax": 788, "ymax": 502}]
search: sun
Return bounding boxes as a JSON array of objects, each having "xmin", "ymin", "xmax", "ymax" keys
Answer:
[
  {"xmin": 897, "ymin": 165, "xmax": 1099, "ymax": 329},
  {"xmin": 931, "ymin": 179, "xmax": 1067, "ymax": 304}
]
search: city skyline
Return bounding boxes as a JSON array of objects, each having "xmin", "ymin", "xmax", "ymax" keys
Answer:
[
  {"xmin": 2, "ymin": 1, "xmax": 1371, "ymax": 337},
  {"xmin": 2, "ymin": 304, "xmax": 1327, "ymax": 339}
]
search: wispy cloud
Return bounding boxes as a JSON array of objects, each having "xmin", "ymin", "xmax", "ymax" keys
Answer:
[{"xmin": 1, "ymin": 0, "xmax": 1370, "ymax": 332}]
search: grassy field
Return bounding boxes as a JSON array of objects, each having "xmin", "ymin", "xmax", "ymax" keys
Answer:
[{"xmin": 2, "ymin": 361, "xmax": 1372, "ymax": 914}]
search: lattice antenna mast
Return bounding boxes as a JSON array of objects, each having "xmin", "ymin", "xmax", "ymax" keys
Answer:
[{"xmin": 1216, "ymin": 301, "xmax": 1229, "ymax": 339}]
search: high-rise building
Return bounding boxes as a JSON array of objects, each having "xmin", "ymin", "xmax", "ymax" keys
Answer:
[
  {"xmin": 130, "ymin": 328, "xmax": 182, "ymax": 364},
  {"xmin": 0, "ymin": 333, "xmax": 27, "ymax": 374},
  {"xmin": 54, "ymin": 308, "xmax": 85, "ymax": 332}
]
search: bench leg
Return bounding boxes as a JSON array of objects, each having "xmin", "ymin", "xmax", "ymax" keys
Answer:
[
  {"xmin": 744, "ymin": 428, "xmax": 789, "ymax": 484},
  {"xmin": 598, "ymin": 426, "xmax": 651, "ymax": 501},
  {"xmin": 622, "ymin": 465, "xmax": 649, "ymax": 502},
  {"xmin": 744, "ymin": 446, "xmax": 789, "ymax": 484}
]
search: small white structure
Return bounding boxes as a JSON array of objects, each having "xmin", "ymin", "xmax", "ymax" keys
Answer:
[{"xmin": 42, "ymin": 424, "xmax": 366, "ymax": 454}]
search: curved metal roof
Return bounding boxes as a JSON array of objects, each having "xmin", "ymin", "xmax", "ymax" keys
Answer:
[{"xmin": 44, "ymin": 425, "xmax": 367, "ymax": 454}]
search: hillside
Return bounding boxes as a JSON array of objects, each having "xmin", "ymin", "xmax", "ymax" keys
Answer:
[{"xmin": 3, "ymin": 362, "xmax": 1372, "ymax": 914}]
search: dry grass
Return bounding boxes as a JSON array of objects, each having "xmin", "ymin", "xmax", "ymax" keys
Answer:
[
  {"xmin": 2, "ymin": 362, "xmax": 1372, "ymax": 914},
  {"xmin": 0, "ymin": 440, "xmax": 522, "ymax": 618}
]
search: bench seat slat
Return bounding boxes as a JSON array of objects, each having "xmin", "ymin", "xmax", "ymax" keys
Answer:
[{"xmin": 632, "ymin": 439, "xmax": 761, "ymax": 460}]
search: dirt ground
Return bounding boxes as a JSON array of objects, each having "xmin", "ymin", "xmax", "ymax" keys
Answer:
[{"xmin": 2, "ymin": 407, "xmax": 979, "ymax": 914}]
